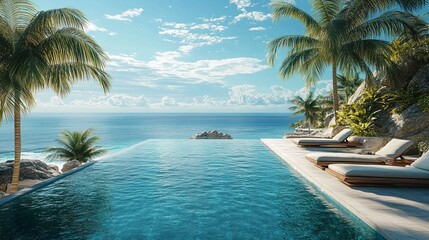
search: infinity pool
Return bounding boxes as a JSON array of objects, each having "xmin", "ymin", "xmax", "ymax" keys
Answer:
[{"xmin": 0, "ymin": 140, "xmax": 380, "ymax": 239}]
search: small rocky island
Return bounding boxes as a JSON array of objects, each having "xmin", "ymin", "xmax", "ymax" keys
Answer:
[{"xmin": 191, "ymin": 130, "xmax": 233, "ymax": 139}]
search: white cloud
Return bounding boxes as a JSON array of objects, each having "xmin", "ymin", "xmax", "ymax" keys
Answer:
[
  {"xmin": 233, "ymin": 11, "xmax": 272, "ymax": 23},
  {"xmin": 249, "ymin": 27, "xmax": 266, "ymax": 31},
  {"xmin": 105, "ymin": 8, "xmax": 144, "ymax": 22},
  {"xmin": 160, "ymin": 96, "xmax": 178, "ymax": 107},
  {"xmin": 157, "ymin": 20, "xmax": 231, "ymax": 53},
  {"xmin": 227, "ymin": 84, "xmax": 294, "ymax": 105},
  {"xmin": 85, "ymin": 22, "xmax": 117, "ymax": 36},
  {"xmin": 230, "ymin": 0, "xmax": 252, "ymax": 12},
  {"xmin": 71, "ymin": 94, "xmax": 148, "ymax": 107},
  {"xmin": 107, "ymin": 52, "xmax": 268, "ymax": 86},
  {"xmin": 201, "ymin": 16, "xmax": 227, "ymax": 22}
]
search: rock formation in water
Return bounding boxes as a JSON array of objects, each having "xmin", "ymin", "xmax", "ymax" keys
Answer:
[{"xmin": 191, "ymin": 130, "xmax": 233, "ymax": 139}]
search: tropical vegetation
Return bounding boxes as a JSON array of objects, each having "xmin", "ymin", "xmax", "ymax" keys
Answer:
[
  {"xmin": 289, "ymin": 91, "xmax": 322, "ymax": 131},
  {"xmin": 267, "ymin": 0, "xmax": 426, "ymax": 123},
  {"xmin": 0, "ymin": 0, "xmax": 111, "ymax": 192},
  {"xmin": 337, "ymin": 74, "xmax": 363, "ymax": 103},
  {"xmin": 46, "ymin": 129, "xmax": 107, "ymax": 163}
]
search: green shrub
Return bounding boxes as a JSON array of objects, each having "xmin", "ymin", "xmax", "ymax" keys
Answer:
[
  {"xmin": 417, "ymin": 95, "xmax": 429, "ymax": 113},
  {"xmin": 391, "ymin": 37, "xmax": 429, "ymax": 64},
  {"xmin": 418, "ymin": 141, "xmax": 429, "ymax": 154},
  {"xmin": 336, "ymin": 88, "xmax": 382, "ymax": 136},
  {"xmin": 290, "ymin": 119, "xmax": 305, "ymax": 129}
]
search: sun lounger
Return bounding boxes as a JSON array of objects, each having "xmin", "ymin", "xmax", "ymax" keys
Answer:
[
  {"xmin": 292, "ymin": 129, "xmax": 358, "ymax": 147},
  {"xmin": 326, "ymin": 151, "xmax": 429, "ymax": 187},
  {"xmin": 305, "ymin": 139, "xmax": 414, "ymax": 168}
]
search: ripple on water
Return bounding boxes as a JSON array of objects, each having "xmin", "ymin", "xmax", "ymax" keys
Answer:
[{"xmin": 0, "ymin": 140, "xmax": 381, "ymax": 240}]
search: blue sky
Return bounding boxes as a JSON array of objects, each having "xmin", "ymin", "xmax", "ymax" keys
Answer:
[{"xmin": 32, "ymin": 0, "xmax": 428, "ymax": 113}]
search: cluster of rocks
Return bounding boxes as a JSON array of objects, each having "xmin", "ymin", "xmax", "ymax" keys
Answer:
[
  {"xmin": 191, "ymin": 130, "xmax": 232, "ymax": 139},
  {"xmin": 0, "ymin": 159, "xmax": 83, "ymax": 195},
  {"xmin": 0, "ymin": 159, "xmax": 60, "ymax": 193}
]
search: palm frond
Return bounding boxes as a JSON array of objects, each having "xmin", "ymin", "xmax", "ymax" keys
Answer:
[
  {"xmin": 267, "ymin": 35, "xmax": 319, "ymax": 66},
  {"xmin": 270, "ymin": 1, "xmax": 321, "ymax": 32},
  {"xmin": 278, "ymin": 48, "xmax": 320, "ymax": 81},
  {"xmin": 49, "ymin": 62, "xmax": 111, "ymax": 96},
  {"xmin": 350, "ymin": 11, "xmax": 425, "ymax": 38},
  {"xmin": 39, "ymin": 28, "xmax": 108, "ymax": 67},
  {"xmin": 0, "ymin": 0, "xmax": 36, "ymax": 31}
]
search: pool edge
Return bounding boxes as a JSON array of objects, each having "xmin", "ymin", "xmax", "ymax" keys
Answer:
[{"xmin": 261, "ymin": 139, "xmax": 387, "ymax": 240}]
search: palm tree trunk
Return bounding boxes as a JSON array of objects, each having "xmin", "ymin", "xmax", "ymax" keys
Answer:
[
  {"xmin": 332, "ymin": 60, "xmax": 339, "ymax": 124},
  {"xmin": 10, "ymin": 99, "xmax": 21, "ymax": 193}
]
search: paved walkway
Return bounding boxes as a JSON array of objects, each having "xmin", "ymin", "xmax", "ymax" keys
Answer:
[{"xmin": 262, "ymin": 139, "xmax": 429, "ymax": 240}]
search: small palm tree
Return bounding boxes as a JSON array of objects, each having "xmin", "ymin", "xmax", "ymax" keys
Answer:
[
  {"xmin": 46, "ymin": 129, "xmax": 107, "ymax": 163},
  {"xmin": 337, "ymin": 74, "xmax": 363, "ymax": 103},
  {"xmin": 289, "ymin": 91, "xmax": 322, "ymax": 131}
]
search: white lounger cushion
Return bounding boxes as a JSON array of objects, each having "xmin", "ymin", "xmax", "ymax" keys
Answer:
[
  {"xmin": 292, "ymin": 129, "xmax": 353, "ymax": 145},
  {"xmin": 306, "ymin": 152, "xmax": 390, "ymax": 163},
  {"xmin": 411, "ymin": 151, "xmax": 429, "ymax": 171},
  {"xmin": 293, "ymin": 138, "xmax": 341, "ymax": 144},
  {"xmin": 375, "ymin": 139, "xmax": 413, "ymax": 159},
  {"xmin": 332, "ymin": 129, "xmax": 353, "ymax": 142},
  {"xmin": 329, "ymin": 164, "xmax": 429, "ymax": 179}
]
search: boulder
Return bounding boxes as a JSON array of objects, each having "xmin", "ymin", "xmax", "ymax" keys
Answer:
[
  {"xmin": 61, "ymin": 160, "xmax": 81, "ymax": 172},
  {"xmin": 385, "ymin": 105, "xmax": 429, "ymax": 153},
  {"xmin": 0, "ymin": 159, "xmax": 60, "ymax": 188},
  {"xmin": 191, "ymin": 130, "xmax": 233, "ymax": 139},
  {"xmin": 408, "ymin": 64, "xmax": 429, "ymax": 93},
  {"xmin": 324, "ymin": 113, "xmax": 334, "ymax": 127}
]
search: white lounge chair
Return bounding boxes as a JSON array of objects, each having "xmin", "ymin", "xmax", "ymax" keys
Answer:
[
  {"xmin": 292, "ymin": 129, "xmax": 359, "ymax": 147},
  {"xmin": 305, "ymin": 139, "xmax": 414, "ymax": 168},
  {"xmin": 326, "ymin": 150, "xmax": 429, "ymax": 187}
]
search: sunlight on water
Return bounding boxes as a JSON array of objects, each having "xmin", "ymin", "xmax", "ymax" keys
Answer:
[{"xmin": 0, "ymin": 140, "xmax": 381, "ymax": 239}]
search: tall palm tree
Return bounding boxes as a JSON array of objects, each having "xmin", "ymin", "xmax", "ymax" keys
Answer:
[
  {"xmin": 289, "ymin": 91, "xmax": 321, "ymax": 131},
  {"xmin": 46, "ymin": 129, "xmax": 107, "ymax": 163},
  {"xmin": 337, "ymin": 73, "xmax": 363, "ymax": 103},
  {"xmin": 267, "ymin": 0, "xmax": 425, "ymax": 122},
  {"xmin": 0, "ymin": 1, "xmax": 111, "ymax": 192}
]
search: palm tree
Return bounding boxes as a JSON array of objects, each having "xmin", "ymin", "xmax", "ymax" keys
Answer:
[
  {"xmin": 46, "ymin": 129, "xmax": 107, "ymax": 163},
  {"xmin": 267, "ymin": 0, "xmax": 425, "ymax": 123},
  {"xmin": 0, "ymin": 1, "xmax": 111, "ymax": 192},
  {"xmin": 337, "ymin": 73, "xmax": 363, "ymax": 103},
  {"xmin": 289, "ymin": 91, "xmax": 321, "ymax": 131}
]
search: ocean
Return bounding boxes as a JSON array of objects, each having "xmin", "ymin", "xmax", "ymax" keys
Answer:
[{"xmin": 0, "ymin": 113, "xmax": 299, "ymax": 164}]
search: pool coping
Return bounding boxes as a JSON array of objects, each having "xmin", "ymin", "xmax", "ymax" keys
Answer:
[
  {"xmin": 262, "ymin": 138, "xmax": 429, "ymax": 240},
  {"xmin": 0, "ymin": 161, "xmax": 95, "ymax": 206}
]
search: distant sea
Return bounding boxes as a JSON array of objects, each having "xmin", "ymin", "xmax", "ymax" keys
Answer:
[{"xmin": 0, "ymin": 113, "xmax": 300, "ymax": 164}]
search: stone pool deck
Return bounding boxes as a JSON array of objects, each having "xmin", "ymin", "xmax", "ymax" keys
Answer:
[{"xmin": 262, "ymin": 139, "xmax": 429, "ymax": 240}]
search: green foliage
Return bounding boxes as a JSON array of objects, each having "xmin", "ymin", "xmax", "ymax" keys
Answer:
[
  {"xmin": 289, "ymin": 91, "xmax": 322, "ymax": 129},
  {"xmin": 337, "ymin": 74, "xmax": 363, "ymax": 102},
  {"xmin": 382, "ymin": 88, "xmax": 429, "ymax": 114},
  {"xmin": 391, "ymin": 37, "xmax": 429, "ymax": 64},
  {"xmin": 417, "ymin": 95, "xmax": 429, "ymax": 112},
  {"xmin": 289, "ymin": 119, "xmax": 305, "ymax": 129},
  {"xmin": 267, "ymin": 0, "xmax": 424, "ymax": 120},
  {"xmin": 337, "ymin": 88, "xmax": 383, "ymax": 136},
  {"xmin": 46, "ymin": 129, "xmax": 107, "ymax": 163},
  {"xmin": 418, "ymin": 141, "xmax": 429, "ymax": 154}
]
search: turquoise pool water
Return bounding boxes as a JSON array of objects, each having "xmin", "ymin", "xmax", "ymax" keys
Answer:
[{"xmin": 0, "ymin": 140, "xmax": 380, "ymax": 239}]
